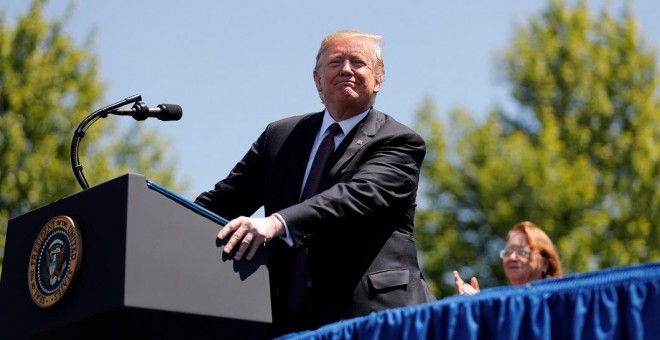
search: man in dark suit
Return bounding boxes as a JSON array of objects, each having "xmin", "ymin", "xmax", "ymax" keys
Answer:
[{"xmin": 195, "ymin": 30, "xmax": 435, "ymax": 335}]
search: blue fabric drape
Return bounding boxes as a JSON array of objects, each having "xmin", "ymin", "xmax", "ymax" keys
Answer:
[{"xmin": 278, "ymin": 262, "xmax": 660, "ymax": 340}]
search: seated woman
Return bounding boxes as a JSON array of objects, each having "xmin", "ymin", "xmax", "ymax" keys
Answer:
[{"xmin": 454, "ymin": 221, "xmax": 563, "ymax": 295}]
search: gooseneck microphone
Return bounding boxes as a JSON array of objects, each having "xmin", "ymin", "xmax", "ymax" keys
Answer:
[
  {"xmin": 70, "ymin": 94, "xmax": 183, "ymax": 190},
  {"xmin": 109, "ymin": 101, "xmax": 183, "ymax": 121}
]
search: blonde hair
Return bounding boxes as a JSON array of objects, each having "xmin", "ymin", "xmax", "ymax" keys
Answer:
[{"xmin": 508, "ymin": 221, "xmax": 563, "ymax": 278}]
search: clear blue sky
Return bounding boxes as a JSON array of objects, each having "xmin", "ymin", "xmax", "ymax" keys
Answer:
[{"xmin": 4, "ymin": 1, "xmax": 660, "ymax": 200}]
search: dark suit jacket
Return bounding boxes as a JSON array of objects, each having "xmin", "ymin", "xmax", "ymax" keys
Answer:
[{"xmin": 195, "ymin": 108, "xmax": 435, "ymax": 333}]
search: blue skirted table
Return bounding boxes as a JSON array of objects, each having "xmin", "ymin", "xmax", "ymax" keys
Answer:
[{"xmin": 278, "ymin": 262, "xmax": 660, "ymax": 340}]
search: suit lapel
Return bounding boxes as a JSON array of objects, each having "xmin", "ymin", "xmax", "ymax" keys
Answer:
[
  {"xmin": 327, "ymin": 109, "xmax": 384, "ymax": 178},
  {"xmin": 281, "ymin": 112, "xmax": 323, "ymax": 204}
]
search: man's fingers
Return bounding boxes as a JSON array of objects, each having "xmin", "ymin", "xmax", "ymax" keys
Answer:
[
  {"xmin": 222, "ymin": 226, "xmax": 246, "ymax": 254},
  {"xmin": 245, "ymin": 239, "xmax": 263, "ymax": 261},
  {"xmin": 218, "ymin": 222, "xmax": 237, "ymax": 240},
  {"xmin": 233, "ymin": 233, "xmax": 254, "ymax": 260},
  {"xmin": 217, "ymin": 217, "xmax": 271, "ymax": 261}
]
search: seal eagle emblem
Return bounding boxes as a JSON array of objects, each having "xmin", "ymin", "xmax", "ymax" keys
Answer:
[{"xmin": 28, "ymin": 215, "xmax": 83, "ymax": 307}]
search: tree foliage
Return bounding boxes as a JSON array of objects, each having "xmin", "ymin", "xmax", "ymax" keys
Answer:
[
  {"xmin": 0, "ymin": 0, "xmax": 182, "ymax": 272},
  {"xmin": 415, "ymin": 0, "xmax": 660, "ymax": 298}
]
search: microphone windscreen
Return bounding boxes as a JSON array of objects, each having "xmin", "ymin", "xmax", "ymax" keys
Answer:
[{"xmin": 157, "ymin": 104, "xmax": 183, "ymax": 121}]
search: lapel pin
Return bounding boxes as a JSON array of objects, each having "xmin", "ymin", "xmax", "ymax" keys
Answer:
[{"xmin": 356, "ymin": 140, "xmax": 364, "ymax": 145}]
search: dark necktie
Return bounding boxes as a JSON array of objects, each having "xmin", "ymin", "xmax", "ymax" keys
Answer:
[
  {"xmin": 300, "ymin": 123, "xmax": 342, "ymax": 200},
  {"xmin": 288, "ymin": 122, "xmax": 342, "ymax": 313}
]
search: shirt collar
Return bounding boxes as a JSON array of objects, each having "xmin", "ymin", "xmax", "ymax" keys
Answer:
[{"xmin": 321, "ymin": 108, "xmax": 370, "ymax": 136}]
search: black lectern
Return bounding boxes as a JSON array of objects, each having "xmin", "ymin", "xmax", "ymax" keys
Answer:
[{"xmin": 0, "ymin": 173, "xmax": 271, "ymax": 339}]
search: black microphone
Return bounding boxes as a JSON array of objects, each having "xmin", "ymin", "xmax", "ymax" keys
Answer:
[{"xmin": 109, "ymin": 101, "xmax": 182, "ymax": 121}]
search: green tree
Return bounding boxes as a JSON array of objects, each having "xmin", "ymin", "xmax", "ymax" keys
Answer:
[
  {"xmin": 415, "ymin": 0, "xmax": 660, "ymax": 298},
  {"xmin": 0, "ymin": 1, "xmax": 182, "ymax": 272}
]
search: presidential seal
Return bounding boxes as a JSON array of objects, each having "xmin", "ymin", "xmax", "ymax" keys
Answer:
[{"xmin": 28, "ymin": 215, "xmax": 83, "ymax": 308}]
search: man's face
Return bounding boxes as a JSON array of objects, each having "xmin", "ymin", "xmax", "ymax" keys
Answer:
[{"xmin": 314, "ymin": 37, "xmax": 382, "ymax": 113}]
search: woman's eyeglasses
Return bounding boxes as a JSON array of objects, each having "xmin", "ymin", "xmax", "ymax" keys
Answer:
[{"xmin": 499, "ymin": 248, "xmax": 533, "ymax": 259}]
